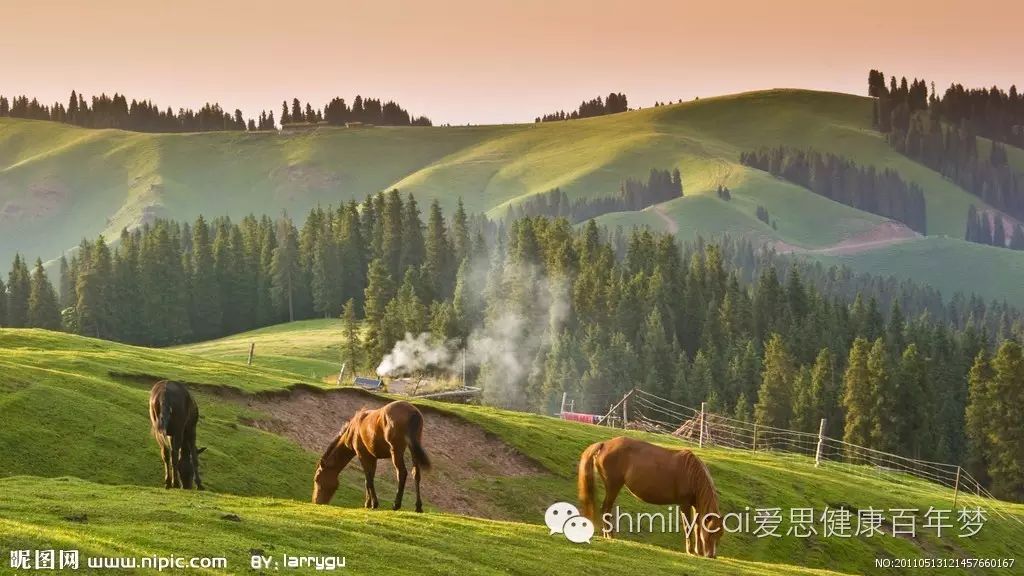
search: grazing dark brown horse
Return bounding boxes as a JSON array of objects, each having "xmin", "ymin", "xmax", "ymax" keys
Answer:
[
  {"xmin": 149, "ymin": 380, "xmax": 205, "ymax": 490},
  {"xmin": 578, "ymin": 436, "xmax": 722, "ymax": 557},
  {"xmin": 312, "ymin": 401, "xmax": 431, "ymax": 512}
]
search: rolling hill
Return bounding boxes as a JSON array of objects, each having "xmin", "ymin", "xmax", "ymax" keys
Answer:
[
  {"xmin": 4, "ymin": 89, "xmax": 1024, "ymax": 307},
  {"xmin": 1, "ymin": 328, "xmax": 1022, "ymax": 575}
]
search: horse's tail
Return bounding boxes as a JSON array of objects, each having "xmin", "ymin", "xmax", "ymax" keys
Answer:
[
  {"xmin": 406, "ymin": 410, "xmax": 432, "ymax": 471},
  {"xmin": 158, "ymin": 399, "xmax": 172, "ymax": 436},
  {"xmin": 577, "ymin": 442, "xmax": 602, "ymax": 521}
]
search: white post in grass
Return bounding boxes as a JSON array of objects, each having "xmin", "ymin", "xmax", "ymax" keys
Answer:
[
  {"xmin": 622, "ymin": 393, "xmax": 629, "ymax": 429},
  {"xmin": 953, "ymin": 466, "xmax": 962, "ymax": 509},
  {"xmin": 336, "ymin": 362, "xmax": 346, "ymax": 386},
  {"xmin": 247, "ymin": 342, "xmax": 255, "ymax": 366},
  {"xmin": 560, "ymin": 392, "xmax": 567, "ymax": 416},
  {"xmin": 815, "ymin": 418, "xmax": 827, "ymax": 467},
  {"xmin": 698, "ymin": 402, "xmax": 706, "ymax": 448}
]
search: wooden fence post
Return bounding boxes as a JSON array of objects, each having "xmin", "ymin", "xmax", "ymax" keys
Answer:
[
  {"xmin": 336, "ymin": 362, "xmax": 346, "ymax": 386},
  {"xmin": 247, "ymin": 343, "xmax": 255, "ymax": 366},
  {"xmin": 752, "ymin": 421, "xmax": 758, "ymax": 451},
  {"xmin": 953, "ymin": 466, "xmax": 962, "ymax": 509},
  {"xmin": 815, "ymin": 418, "xmax": 827, "ymax": 467},
  {"xmin": 699, "ymin": 402, "xmax": 706, "ymax": 448},
  {"xmin": 622, "ymin": 394, "xmax": 629, "ymax": 429}
]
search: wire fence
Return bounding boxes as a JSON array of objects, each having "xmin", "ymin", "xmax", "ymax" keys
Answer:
[{"xmin": 611, "ymin": 387, "xmax": 1023, "ymax": 526}]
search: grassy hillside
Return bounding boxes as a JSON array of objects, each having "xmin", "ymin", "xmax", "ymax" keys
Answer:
[
  {"xmin": 0, "ymin": 90, "xmax": 999, "ymax": 262},
  {"xmin": 7, "ymin": 89, "xmax": 1024, "ymax": 307},
  {"xmin": 0, "ymin": 477, "xmax": 848, "ymax": 576},
  {"xmin": 173, "ymin": 319, "xmax": 347, "ymax": 380},
  {"xmin": 813, "ymin": 236, "xmax": 1024, "ymax": 306},
  {"xmin": 2, "ymin": 328, "xmax": 1022, "ymax": 574}
]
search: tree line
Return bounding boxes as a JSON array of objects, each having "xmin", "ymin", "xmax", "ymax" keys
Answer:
[
  {"xmin": 0, "ymin": 90, "xmax": 431, "ymax": 132},
  {"xmin": 535, "ymin": 93, "xmax": 628, "ymax": 122},
  {"xmin": 3, "ymin": 199, "xmax": 1023, "ymax": 499},
  {"xmin": 504, "ymin": 168, "xmax": 683, "ymax": 223},
  {"xmin": 740, "ymin": 147, "xmax": 928, "ymax": 233},
  {"xmin": 282, "ymin": 96, "xmax": 431, "ymax": 127},
  {"xmin": 868, "ymin": 70, "xmax": 1024, "ymax": 224},
  {"xmin": 869, "ymin": 69, "xmax": 1024, "ymax": 148}
]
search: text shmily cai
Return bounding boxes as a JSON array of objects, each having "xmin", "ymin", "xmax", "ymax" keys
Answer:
[{"xmin": 601, "ymin": 506, "xmax": 987, "ymax": 538}]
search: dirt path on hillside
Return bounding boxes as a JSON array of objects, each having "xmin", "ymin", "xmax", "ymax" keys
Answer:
[
  {"xmin": 653, "ymin": 204, "xmax": 679, "ymax": 234},
  {"xmin": 773, "ymin": 221, "xmax": 919, "ymax": 256},
  {"xmin": 216, "ymin": 387, "xmax": 549, "ymax": 518}
]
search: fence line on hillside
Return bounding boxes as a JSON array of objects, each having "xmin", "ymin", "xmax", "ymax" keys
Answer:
[{"xmin": 607, "ymin": 387, "xmax": 1023, "ymax": 526}]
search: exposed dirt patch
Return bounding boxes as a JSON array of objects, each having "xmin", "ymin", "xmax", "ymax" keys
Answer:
[
  {"xmin": 218, "ymin": 386, "xmax": 549, "ymax": 518},
  {"xmin": 979, "ymin": 208, "xmax": 1023, "ymax": 247},
  {"xmin": 774, "ymin": 221, "xmax": 919, "ymax": 256},
  {"xmin": 652, "ymin": 203, "xmax": 679, "ymax": 234}
]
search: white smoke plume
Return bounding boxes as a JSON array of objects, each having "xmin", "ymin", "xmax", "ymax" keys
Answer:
[
  {"xmin": 376, "ymin": 332, "xmax": 453, "ymax": 377},
  {"xmin": 373, "ymin": 260, "xmax": 571, "ymax": 409}
]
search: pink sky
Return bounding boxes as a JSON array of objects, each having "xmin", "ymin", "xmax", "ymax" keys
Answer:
[{"xmin": 3, "ymin": 0, "xmax": 1020, "ymax": 125}]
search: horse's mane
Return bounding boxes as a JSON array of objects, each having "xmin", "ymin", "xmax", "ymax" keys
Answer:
[{"xmin": 682, "ymin": 451, "xmax": 719, "ymax": 514}]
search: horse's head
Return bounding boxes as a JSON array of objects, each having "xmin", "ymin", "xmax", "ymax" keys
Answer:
[
  {"xmin": 699, "ymin": 512, "xmax": 722, "ymax": 558},
  {"xmin": 177, "ymin": 446, "xmax": 206, "ymax": 490}
]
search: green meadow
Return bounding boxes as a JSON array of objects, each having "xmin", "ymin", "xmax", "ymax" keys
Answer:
[{"xmin": 1, "ymin": 328, "xmax": 1022, "ymax": 574}]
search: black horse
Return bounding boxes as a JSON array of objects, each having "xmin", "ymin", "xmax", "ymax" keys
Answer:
[{"xmin": 149, "ymin": 380, "xmax": 205, "ymax": 489}]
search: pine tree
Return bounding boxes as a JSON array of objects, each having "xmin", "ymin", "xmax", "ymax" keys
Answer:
[
  {"xmin": 452, "ymin": 198, "xmax": 470, "ymax": 265},
  {"xmin": 867, "ymin": 338, "xmax": 897, "ymax": 452},
  {"xmin": 843, "ymin": 337, "xmax": 873, "ymax": 448},
  {"xmin": 0, "ymin": 276, "xmax": 6, "ymax": 326},
  {"xmin": 790, "ymin": 366, "xmax": 816, "ymax": 433},
  {"xmin": 424, "ymin": 199, "xmax": 451, "ymax": 299},
  {"xmin": 271, "ymin": 215, "xmax": 301, "ymax": 322},
  {"xmin": 362, "ymin": 258, "xmax": 394, "ymax": 366},
  {"xmin": 981, "ymin": 341, "xmax": 1024, "ymax": 500},
  {"xmin": 58, "ymin": 255, "xmax": 74, "ymax": 310},
  {"xmin": 965, "ymin": 350, "xmax": 994, "ymax": 484},
  {"xmin": 189, "ymin": 216, "xmax": 222, "ymax": 340},
  {"xmin": 6, "ymin": 254, "xmax": 31, "ymax": 327},
  {"xmin": 755, "ymin": 333, "xmax": 795, "ymax": 432},
  {"xmin": 139, "ymin": 225, "xmax": 190, "ymax": 345},
  {"xmin": 400, "ymin": 193, "xmax": 426, "ymax": 274},
  {"xmin": 76, "ymin": 239, "xmax": 112, "ymax": 338},
  {"xmin": 340, "ymin": 299, "xmax": 363, "ymax": 374},
  {"xmin": 810, "ymin": 348, "xmax": 842, "ymax": 439},
  {"xmin": 27, "ymin": 259, "xmax": 60, "ymax": 330}
]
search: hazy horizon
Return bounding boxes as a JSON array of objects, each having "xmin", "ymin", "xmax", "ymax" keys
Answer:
[{"xmin": 4, "ymin": 0, "xmax": 1021, "ymax": 125}]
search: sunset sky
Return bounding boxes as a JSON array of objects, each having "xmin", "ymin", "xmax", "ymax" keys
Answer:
[{"xmin": 4, "ymin": 0, "xmax": 1020, "ymax": 125}]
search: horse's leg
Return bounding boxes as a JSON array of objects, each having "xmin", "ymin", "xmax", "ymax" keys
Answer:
[
  {"xmin": 680, "ymin": 496, "xmax": 697, "ymax": 555},
  {"xmin": 185, "ymin": 423, "xmax": 203, "ymax": 490},
  {"xmin": 412, "ymin": 461, "xmax": 423, "ymax": 513},
  {"xmin": 599, "ymin": 475, "xmax": 623, "ymax": 538},
  {"xmin": 160, "ymin": 441, "xmax": 172, "ymax": 489},
  {"xmin": 390, "ymin": 448, "xmax": 408, "ymax": 511},
  {"xmin": 359, "ymin": 455, "xmax": 378, "ymax": 509},
  {"xmin": 169, "ymin": 435, "xmax": 181, "ymax": 488}
]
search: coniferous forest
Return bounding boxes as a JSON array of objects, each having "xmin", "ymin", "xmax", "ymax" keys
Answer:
[
  {"xmin": 868, "ymin": 70, "xmax": 1024, "ymax": 230},
  {"xmin": 0, "ymin": 90, "xmax": 431, "ymax": 132},
  {"xmin": 535, "ymin": 92, "xmax": 629, "ymax": 122},
  {"xmin": 2, "ymin": 191, "xmax": 1024, "ymax": 499},
  {"xmin": 740, "ymin": 147, "xmax": 928, "ymax": 233}
]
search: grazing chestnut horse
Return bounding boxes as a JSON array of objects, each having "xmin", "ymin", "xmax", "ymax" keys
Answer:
[
  {"xmin": 312, "ymin": 401, "xmax": 431, "ymax": 512},
  {"xmin": 149, "ymin": 380, "xmax": 206, "ymax": 490},
  {"xmin": 578, "ymin": 437, "xmax": 722, "ymax": 557}
]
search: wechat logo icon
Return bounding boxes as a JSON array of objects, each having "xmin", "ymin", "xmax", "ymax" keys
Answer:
[{"xmin": 544, "ymin": 502, "xmax": 595, "ymax": 544}]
